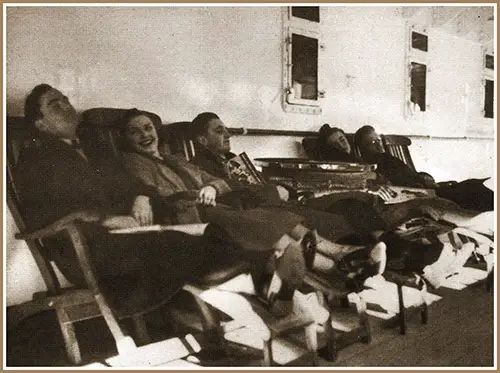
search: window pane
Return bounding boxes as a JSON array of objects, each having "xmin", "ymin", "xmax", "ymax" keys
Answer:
[
  {"xmin": 484, "ymin": 79, "xmax": 494, "ymax": 118},
  {"xmin": 411, "ymin": 31, "xmax": 428, "ymax": 52},
  {"xmin": 410, "ymin": 62, "xmax": 426, "ymax": 112},
  {"xmin": 292, "ymin": 33, "xmax": 318, "ymax": 100},
  {"xmin": 485, "ymin": 54, "xmax": 494, "ymax": 70},
  {"xmin": 291, "ymin": 6, "xmax": 320, "ymax": 23}
]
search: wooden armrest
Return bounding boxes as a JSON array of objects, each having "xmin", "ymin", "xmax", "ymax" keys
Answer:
[
  {"xmin": 109, "ymin": 223, "xmax": 209, "ymax": 236},
  {"xmin": 15, "ymin": 210, "xmax": 101, "ymax": 240}
]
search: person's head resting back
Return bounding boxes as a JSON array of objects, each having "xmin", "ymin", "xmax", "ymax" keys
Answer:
[
  {"xmin": 353, "ymin": 125, "xmax": 384, "ymax": 157},
  {"xmin": 120, "ymin": 108, "xmax": 161, "ymax": 158},
  {"xmin": 318, "ymin": 124, "xmax": 351, "ymax": 154},
  {"xmin": 25, "ymin": 84, "xmax": 79, "ymax": 139},
  {"xmin": 191, "ymin": 112, "xmax": 231, "ymax": 155}
]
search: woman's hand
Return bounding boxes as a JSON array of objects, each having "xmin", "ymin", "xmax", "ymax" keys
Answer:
[
  {"xmin": 131, "ymin": 195, "xmax": 153, "ymax": 226},
  {"xmin": 197, "ymin": 186, "xmax": 217, "ymax": 206}
]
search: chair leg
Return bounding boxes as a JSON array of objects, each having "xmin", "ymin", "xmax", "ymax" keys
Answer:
[
  {"xmin": 323, "ymin": 314, "xmax": 338, "ymax": 362},
  {"xmin": 94, "ymin": 294, "xmax": 137, "ymax": 357},
  {"xmin": 418, "ymin": 277, "xmax": 428, "ymax": 325},
  {"xmin": 396, "ymin": 282, "xmax": 406, "ymax": 335},
  {"xmin": 55, "ymin": 307, "xmax": 82, "ymax": 365},
  {"xmin": 186, "ymin": 290, "xmax": 227, "ymax": 355},
  {"xmin": 486, "ymin": 269, "xmax": 494, "ymax": 292},
  {"xmin": 131, "ymin": 314, "xmax": 151, "ymax": 346},
  {"xmin": 304, "ymin": 323, "xmax": 318, "ymax": 366},
  {"xmin": 262, "ymin": 337, "xmax": 273, "ymax": 366}
]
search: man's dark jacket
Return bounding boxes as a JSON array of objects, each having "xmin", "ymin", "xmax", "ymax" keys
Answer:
[{"xmin": 14, "ymin": 133, "xmax": 224, "ymax": 314}]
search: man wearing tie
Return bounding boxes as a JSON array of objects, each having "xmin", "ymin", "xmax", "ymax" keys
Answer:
[{"xmin": 14, "ymin": 84, "xmax": 242, "ymax": 313}]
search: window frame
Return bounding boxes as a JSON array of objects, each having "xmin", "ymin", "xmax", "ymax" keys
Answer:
[
  {"xmin": 282, "ymin": 7, "xmax": 323, "ymax": 115},
  {"xmin": 405, "ymin": 24, "xmax": 429, "ymax": 116}
]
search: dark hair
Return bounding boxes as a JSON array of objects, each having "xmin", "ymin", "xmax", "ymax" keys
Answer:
[
  {"xmin": 318, "ymin": 124, "xmax": 345, "ymax": 140},
  {"xmin": 120, "ymin": 108, "xmax": 161, "ymax": 131},
  {"xmin": 353, "ymin": 125, "xmax": 375, "ymax": 147},
  {"xmin": 24, "ymin": 84, "xmax": 53, "ymax": 125},
  {"xmin": 190, "ymin": 112, "xmax": 219, "ymax": 138},
  {"xmin": 119, "ymin": 108, "xmax": 162, "ymax": 150}
]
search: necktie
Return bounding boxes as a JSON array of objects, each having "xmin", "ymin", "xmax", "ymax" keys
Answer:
[{"xmin": 70, "ymin": 139, "xmax": 88, "ymax": 161}]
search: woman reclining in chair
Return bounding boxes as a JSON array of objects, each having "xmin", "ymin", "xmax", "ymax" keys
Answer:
[{"xmin": 119, "ymin": 109, "xmax": 388, "ymax": 303}]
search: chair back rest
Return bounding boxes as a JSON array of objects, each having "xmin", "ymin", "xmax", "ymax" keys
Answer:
[
  {"xmin": 80, "ymin": 108, "xmax": 162, "ymax": 159},
  {"xmin": 7, "ymin": 109, "xmax": 199, "ymax": 296},
  {"xmin": 80, "ymin": 108, "xmax": 195, "ymax": 161},
  {"xmin": 7, "ymin": 116, "xmax": 62, "ymax": 293},
  {"xmin": 157, "ymin": 121, "xmax": 199, "ymax": 160},
  {"xmin": 381, "ymin": 134, "xmax": 416, "ymax": 172},
  {"xmin": 301, "ymin": 137, "xmax": 319, "ymax": 159}
]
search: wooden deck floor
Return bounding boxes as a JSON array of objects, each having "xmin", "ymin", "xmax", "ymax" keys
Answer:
[{"xmin": 6, "ymin": 281, "xmax": 494, "ymax": 368}]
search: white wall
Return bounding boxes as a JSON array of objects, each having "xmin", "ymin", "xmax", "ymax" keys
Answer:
[{"xmin": 5, "ymin": 6, "xmax": 495, "ymax": 305}]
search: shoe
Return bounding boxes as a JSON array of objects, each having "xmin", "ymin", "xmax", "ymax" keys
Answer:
[
  {"xmin": 336, "ymin": 241, "xmax": 387, "ymax": 291},
  {"xmin": 255, "ymin": 271, "xmax": 296, "ymax": 318}
]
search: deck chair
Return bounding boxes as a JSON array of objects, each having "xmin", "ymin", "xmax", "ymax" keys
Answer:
[
  {"xmin": 381, "ymin": 134, "xmax": 458, "ymax": 188},
  {"xmin": 381, "ymin": 135, "xmax": 416, "ymax": 171},
  {"xmin": 299, "ymin": 134, "xmax": 431, "ymax": 336},
  {"xmin": 6, "ymin": 116, "xmax": 218, "ymax": 366},
  {"xmin": 80, "ymin": 107, "xmax": 319, "ymax": 367},
  {"xmin": 153, "ymin": 118, "xmax": 372, "ymax": 362}
]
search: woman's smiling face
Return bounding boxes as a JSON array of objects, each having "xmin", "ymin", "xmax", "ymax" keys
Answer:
[{"xmin": 125, "ymin": 114, "xmax": 159, "ymax": 156}]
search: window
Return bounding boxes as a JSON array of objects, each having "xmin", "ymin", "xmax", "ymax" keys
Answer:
[
  {"xmin": 410, "ymin": 62, "xmax": 427, "ymax": 112},
  {"xmin": 484, "ymin": 79, "xmax": 494, "ymax": 118},
  {"xmin": 483, "ymin": 49, "xmax": 494, "ymax": 119},
  {"xmin": 411, "ymin": 31, "xmax": 428, "ymax": 52},
  {"xmin": 282, "ymin": 6, "xmax": 322, "ymax": 114},
  {"xmin": 291, "ymin": 33, "xmax": 318, "ymax": 100},
  {"xmin": 485, "ymin": 54, "xmax": 494, "ymax": 70},
  {"xmin": 291, "ymin": 6, "xmax": 320, "ymax": 23},
  {"xmin": 405, "ymin": 25, "xmax": 428, "ymax": 115}
]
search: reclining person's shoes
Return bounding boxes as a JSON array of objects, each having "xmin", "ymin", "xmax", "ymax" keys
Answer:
[{"xmin": 336, "ymin": 241, "xmax": 387, "ymax": 291}]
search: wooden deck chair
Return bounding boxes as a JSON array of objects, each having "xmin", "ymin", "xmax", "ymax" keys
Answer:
[
  {"xmin": 381, "ymin": 134, "xmax": 416, "ymax": 171},
  {"xmin": 6, "ymin": 117, "xmax": 215, "ymax": 366},
  {"xmin": 80, "ymin": 107, "xmax": 319, "ymax": 367},
  {"xmin": 152, "ymin": 120, "xmax": 371, "ymax": 362}
]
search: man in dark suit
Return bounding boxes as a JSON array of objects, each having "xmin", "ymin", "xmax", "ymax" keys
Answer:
[
  {"xmin": 13, "ymin": 84, "xmax": 243, "ymax": 313},
  {"xmin": 354, "ymin": 125, "xmax": 494, "ymax": 213}
]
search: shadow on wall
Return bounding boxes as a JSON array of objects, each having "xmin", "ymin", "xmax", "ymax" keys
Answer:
[{"xmin": 7, "ymin": 87, "xmax": 28, "ymax": 117}]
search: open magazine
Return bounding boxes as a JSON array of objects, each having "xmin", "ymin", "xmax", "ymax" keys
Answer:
[{"xmin": 227, "ymin": 152, "xmax": 266, "ymax": 185}]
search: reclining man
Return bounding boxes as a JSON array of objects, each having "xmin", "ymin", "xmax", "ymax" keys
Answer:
[
  {"xmin": 188, "ymin": 112, "xmax": 494, "ymax": 289},
  {"xmin": 14, "ymin": 84, "xmax": 315, "ymax": 316},
  {"xmin": 353, "ymin": 125, "xmax": 494, "ymax": 213}
]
